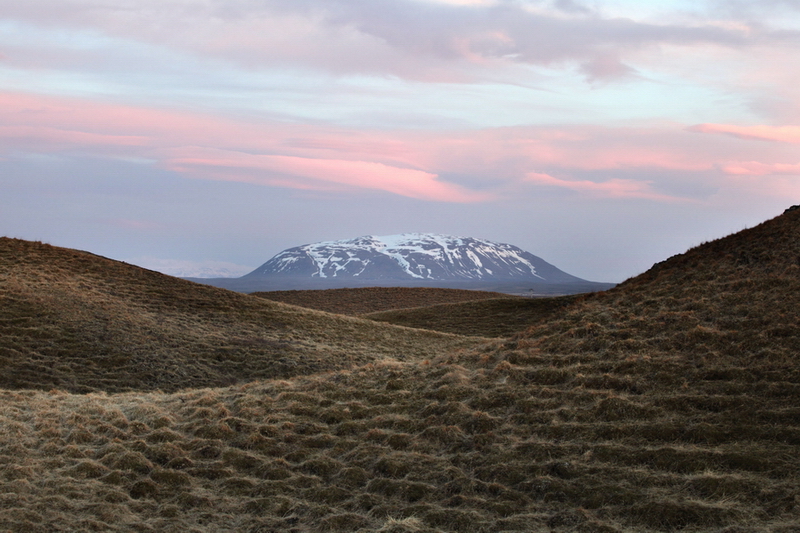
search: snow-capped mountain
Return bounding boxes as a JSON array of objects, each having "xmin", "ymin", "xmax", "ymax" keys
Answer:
[{"xmin": 243, "ymin": 233, "xmax": 587, "ymax": 284}]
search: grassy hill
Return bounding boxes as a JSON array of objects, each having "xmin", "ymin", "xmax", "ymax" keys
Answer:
[
  {"xmin": 254, "ymin": 287, "xmax": 581, "ymax": 339},
  {"xmin": 252, "ymin": 287, "xmax": 519, "ymax": 316},
  {"xmin": 0, "ymin": 238, "xmax": 481, "ymax": 393},
  {"xmin": 1, "ymin": 207, "xmax": 799, "ymax": 532},
  {"xmin": 365, "ymin": 295, "xmax": 581, "ymax": 338}
]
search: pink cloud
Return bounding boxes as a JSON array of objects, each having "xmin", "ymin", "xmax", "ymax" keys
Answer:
[
  {"xmin": 690, "ymin": 124, "xmax": 800, "ymax": 144},
  {"xmin": 0, "ymin": 92, "xmax": 428, "ymax": 169},
  {"xmin": 4, "ymin": 90, "xmax": 795, "ymax": 206},
  {"xmin": 0, "ymin": 92, "xmax": 240, "ymax": 140},
  {"xmin": 0, "ymin": 91, "xmax": 486, "ymax": 202},
  {"xmin": 723, "ymin": 161, "xmax": 800, "ymax": 175},
  {"xmin": 405, "ymin": 125, "xmax": 720, "ymax": 177},
  {"xmin": 525, "ymin": 172, "xmax": 687, "ymax": 202},
  {"xmin": 165, "ymin": 148, "xmax": 491, "ymax": 203}
]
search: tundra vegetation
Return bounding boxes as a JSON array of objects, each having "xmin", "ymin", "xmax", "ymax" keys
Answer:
[{"xmin": 0, "ymin": 208, "xmax": 798, "ymax": 532}]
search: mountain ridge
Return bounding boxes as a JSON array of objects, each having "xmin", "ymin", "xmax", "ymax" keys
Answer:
[
  {"xmin": 245, "ymin": 233, "xmax": 586, "ymax": 283},
  {"xmin": 215, "ymin": 232, "xmax": 616, "ymax": 294}
]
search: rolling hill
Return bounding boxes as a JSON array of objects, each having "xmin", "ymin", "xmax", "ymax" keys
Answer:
[
  {"xmin": 251, "ymin": 287, "xmax": 521, "ymax": 316},
  {"xmin": 253, "ymin": 287, "xmax": 577, "ymax": 338},
  {"xmin": 0, "ymin": 206, "xmax": 798, "ymax": 532},
  {"xmin": 0, "ymin": 238, "xmax": 481, "ymax": 393},
  {"xmin": 364, "ymin": 295, "xmax": 581, "ymax": 338}
]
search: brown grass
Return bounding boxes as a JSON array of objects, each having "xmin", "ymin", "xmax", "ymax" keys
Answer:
[
  {"xmin": 252, "ymin": 286, "xmax": 518, "ymax": 316},
  {"xmin": 2, "ymin": 352, "xmax": 798, "ymax": 532},
  {"xmin": 365, "ymin": 295, "xmax": 581, "ymax": 337},
  {"xmin": 1, "ymin": 208, "xmax": 799, "ymax": 532},
  {"xmin": 254, "ymin": 286, "xmax": 580, "ymax": 338}
]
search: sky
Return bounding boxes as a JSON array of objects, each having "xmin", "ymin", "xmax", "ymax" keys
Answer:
[{"xmin": 1, "ymin": 0, "xmax": 799, "ymax": 283}]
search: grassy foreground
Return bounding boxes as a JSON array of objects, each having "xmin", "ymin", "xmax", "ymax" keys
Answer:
[
  {"xmin": 1, "ymin": 347, "xmax": 798, "ymax": 532},
  {"xmin": 1, "ymin": 207, "xmax": 799, "ymax": 532}
]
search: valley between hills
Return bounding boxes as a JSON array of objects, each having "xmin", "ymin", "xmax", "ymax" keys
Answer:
[{"xmin": 0, "ymin": 208, "xmax": 799, "ymax": 532}]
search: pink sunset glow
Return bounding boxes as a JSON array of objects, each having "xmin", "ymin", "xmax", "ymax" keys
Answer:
[
  {"xmin": 524, "ymin": 172, "xmax": 689, "ymax": 202},
  {"xmin": 2, "ymin": 0, "xmax": 799, "ymax": 282},
  {"xmin": 723, "ymin": 162, "xmax": 800, "ymax": 176},
  {"xmin": 690, "ymin": 124, "xmax": 800, "ymax": 144},
  {"xmin": 166, "ymin": 148, "xmax": 492, "ymax": 203}
]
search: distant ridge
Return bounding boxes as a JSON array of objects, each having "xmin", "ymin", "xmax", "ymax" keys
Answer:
[{"xmin": 245, "ymin": 233, "xmax": 583, "ymax": 282}]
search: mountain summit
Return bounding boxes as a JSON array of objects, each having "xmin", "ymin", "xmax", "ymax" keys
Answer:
[{"xmin": 244, "ymin": 233, "xmax": 587, "ymax": 284}]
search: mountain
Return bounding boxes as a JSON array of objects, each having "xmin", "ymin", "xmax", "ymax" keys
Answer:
[
  {"xmin": 210, "ymin": 233, "xmax": 614, "ymax": 294},
  {"xmin": 246, "ymin": 233, "xmax": 582, "ymax": 282}
]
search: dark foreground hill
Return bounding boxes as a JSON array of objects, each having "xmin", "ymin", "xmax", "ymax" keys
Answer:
[
  {"xmin": 1, "ymin": 208, "xmax": 799, "ymax": 532},
  {"xmin": 0, "ymin": 238, "xmax": 480, "ymax": 393},
  {"xmin": 511, "ymin": 204, "xmax": 800, "ymax": 361}
]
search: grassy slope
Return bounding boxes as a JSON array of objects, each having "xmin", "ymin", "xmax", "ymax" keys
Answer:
[
  {"xmin": 364, "ymin": 295, "xmax": 581, "ymax": 338},
  {"xmin": 255, "ymin": 287, "xmax": 581, "ymax": 338},
  {"xmin": 252, "ymin": 287, "xmax": 519, "ymax": 316},
  {"xmin": 1, "ymin": 209, "xmax": 799, "ymax": 532},
  {"xmin": 0, "ymin": 238, "xmax": 481, "ymax": 393}
]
